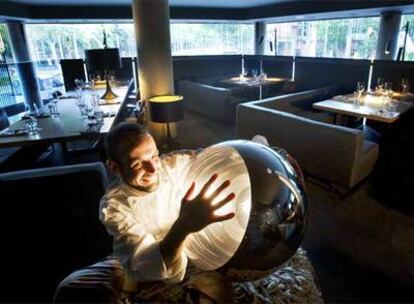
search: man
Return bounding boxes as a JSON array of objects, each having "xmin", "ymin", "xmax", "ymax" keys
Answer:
[{"xmin": 99, "ymin": 122, "xmax": 236, "ymax": 302}]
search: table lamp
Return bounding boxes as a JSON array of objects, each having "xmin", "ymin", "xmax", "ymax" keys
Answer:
[
  {"xmin": 85, "ymin": 48, "xmax": 122, "ymax": 100},
  {"xmin": 148, "ymin": 95, "xmax": 184, "ymax": 149}
]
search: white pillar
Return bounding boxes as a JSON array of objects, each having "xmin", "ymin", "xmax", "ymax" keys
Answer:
[
  {"xmin": 132, "ymin": 0, "xmax": 175, "ymax": 143},
  {"xmin": 132, "ymin": 0, "xmax": 174, "ymax": 100}
]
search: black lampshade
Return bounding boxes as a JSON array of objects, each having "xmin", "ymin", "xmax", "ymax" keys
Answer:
[
  {"xmin": 148, "ymin": 95, "xmax": 184, "ymax": 123},
  {"xmin": 85, "ymin": 48, "xmax": 122, "ymax": 72}
]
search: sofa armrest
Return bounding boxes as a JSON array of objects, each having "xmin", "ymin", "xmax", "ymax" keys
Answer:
[
  {"xmin": 178, "ymin": 80, "xmax": 237, "ymax": 122},
  {"xmin": 246, "ymin": 86, "xmax": 342, "ymax": 114},
  {"xmin": 237, "ymin": 103, "xmax": 364, "ymax": 187},
  {"xmin": 350, "ymin": 140, "xmax": 379, "ymax": 187}
]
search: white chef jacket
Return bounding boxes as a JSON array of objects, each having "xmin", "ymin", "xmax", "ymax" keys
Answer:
[{"xmin": 99, "ymin": 150, "xmax": 197, "ymax": 284}]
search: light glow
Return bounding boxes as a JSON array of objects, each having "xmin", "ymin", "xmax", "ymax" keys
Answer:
[
  {"xmin": 184, "ymin": 146, "xmax": 252, "ymax": 271},
  {"xmin": 148, "ymin": 95, "xmax": 183, "ymax": 103}
]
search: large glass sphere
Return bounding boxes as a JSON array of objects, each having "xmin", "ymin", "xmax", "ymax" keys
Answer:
[{"xmin": 183, "ymin": 140, "xmax": 307, "ymax": 281}]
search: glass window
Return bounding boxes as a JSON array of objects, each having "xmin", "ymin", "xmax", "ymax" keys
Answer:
[
  {"xmin": 399, "ymin": 15, "xmax": 414, "ymax": 61},
  {"xmin": 26, "ymin": 23, "xmax": 136, "ymax": 98},
  {"xmin": 0, "ymin": 24, "xmax": 24, "ymax": 111},
  {"xmin": 26, "ymin": 23, "xmax": 136, "ymax": 60},
  {"xmin": 25, "ymin": 22, "xmax": 254, "ymax": 98},
  {"xmin": 265, "ymin": 17, "xmax": 379, "ymax": 59},
  {"xmin": 170, "ymin": 23, "xmax": 254, "ymax": 55}
]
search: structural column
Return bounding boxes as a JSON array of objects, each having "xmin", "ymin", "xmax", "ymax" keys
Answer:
[
  {"xmin": 132, "ymin": 0, "xmax": 175, "ymax": 142},
  {"xmin": 255, "ymin": 22, "xmax": 266, "ymax": 55},
  {"xmin": 7, "ymin": 21, "xmax": 42, "ymax": 112},
  {"xmin": 375, "ymin": 12, "xmax": 402, "ymax": 60}
]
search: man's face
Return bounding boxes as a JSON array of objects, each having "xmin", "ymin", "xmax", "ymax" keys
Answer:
[{"xmin": 118, "ymin": 134, "xmax": 160, "ymax": 192}]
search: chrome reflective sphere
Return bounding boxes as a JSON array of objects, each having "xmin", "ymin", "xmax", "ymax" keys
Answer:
[{"xmin": 184, "ymin": 140, "xmax": 307, "ymax": 281}]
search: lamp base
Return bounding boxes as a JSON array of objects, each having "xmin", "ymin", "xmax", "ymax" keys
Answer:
[
  {"xmin": 100, "ymin": 72, "xmax": 118, "ymax": 100},
  {"xmin": 100, "ymin": 89, "xmax": 118, "ymax": 100},
  {"xmin": 159, "ymin": 123, "xmax": 180, "ymax": 152}
]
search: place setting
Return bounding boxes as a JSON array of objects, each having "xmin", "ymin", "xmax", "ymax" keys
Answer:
[{"xmin": 0, "ymin": 127, "xmax": 28, "ymax": 138}]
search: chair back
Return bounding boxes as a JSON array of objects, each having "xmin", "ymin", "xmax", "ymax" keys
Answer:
[
  {"xmin": 0, "ymin": 162, "xmax": 112, "ymax": 302},
  {"xmin": 60, "ymin": 59, "xmax": 86, "ymax": 91}
]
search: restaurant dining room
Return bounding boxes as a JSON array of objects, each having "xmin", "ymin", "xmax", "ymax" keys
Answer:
[{"xmin": 0, "ymin": 0, "xmax": 414, "ymax": 303}]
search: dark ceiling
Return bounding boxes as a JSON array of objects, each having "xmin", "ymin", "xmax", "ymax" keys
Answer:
[
  {"xmin": 1, "ymin": 0, "xmax": 414, "ymax": 22},
  {"xmin": 5, "ymin": 0, "xmax": 294, "ymax": 8}
]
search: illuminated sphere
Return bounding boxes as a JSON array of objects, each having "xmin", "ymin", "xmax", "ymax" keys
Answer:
[{"xmin": 183, "ymin": 140, "xmax": 308, "ymax": 281}]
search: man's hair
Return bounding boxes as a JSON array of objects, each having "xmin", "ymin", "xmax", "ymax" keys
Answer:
[{"xmin": 105, "ymin": 122, "xmax": 149, "ymax": 163}]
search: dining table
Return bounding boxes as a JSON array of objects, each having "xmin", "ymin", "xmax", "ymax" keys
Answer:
[
  {"xmin": 0, "ymin": 86, "xmax": 128, "ymax": 149},
  {"xmin": 313, "ymin": 92, "xmax": 414, "ymax": 124},
  {"xmin": 221, "ymin": 76, "xmax": 287, "ymax": 99}
]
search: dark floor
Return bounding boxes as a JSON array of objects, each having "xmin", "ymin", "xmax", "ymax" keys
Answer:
[{"xmin": 2, "ymin": 110, "xmax": 414, "ymax": 303}]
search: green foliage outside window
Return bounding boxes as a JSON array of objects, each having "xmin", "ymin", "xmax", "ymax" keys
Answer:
[
  {"xmin": 266, "ymin": 17, "xmax": 379, "ymax": 59},
  {"xmin": 400, "ymin": 15, "xmax": 414, "ymax": 61}
]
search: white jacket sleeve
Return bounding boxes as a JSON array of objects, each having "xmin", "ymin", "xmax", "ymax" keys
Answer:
[{"xmin": 99, "ymin": 196, "xmax": 187, "ymax": 283}]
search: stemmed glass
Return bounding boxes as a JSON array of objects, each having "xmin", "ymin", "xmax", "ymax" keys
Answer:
[
  {"xmin": 23, "ymin": 103, "xmax": 39, "ymax": 135},
  {"xmin": 401, "ymin": 78, "xmax": 410, "ymax": 94},
  {"xmin": 384, "ymin": 82, "xmax": 393, "ymax": 92},
  {"xmin": 376, "ymin": 77, "xmax": 384, "ymax": 94},
  {"xmin": 381, "ymin": 82, "xmax": 394, "ymax": 114},
  {"xmin": 74, "ymin": 79, "xmax": 84, "ymax": 100},
  {"xmin": 356, "ymin": 82, "xmax": 365, "ymax": 103},
  {"xmin": 76, "ymin": 94, "xmax": 86, "ymax": 117},
  {"xmin": 48, "ymin": 91, "xmax": 59, "ymax": 117}
]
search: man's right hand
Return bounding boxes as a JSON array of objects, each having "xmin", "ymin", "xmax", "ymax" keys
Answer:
[{"xmin": 177, "ymin": 174, "xmax": 235, "ymax": 234}]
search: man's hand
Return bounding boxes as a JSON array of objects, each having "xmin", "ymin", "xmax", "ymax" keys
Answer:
[
  {"xmin": 177, "ymin": 174, "xmax": 235, "ymax": 234},
  {"xmin": 160, "ymin": 174, "xmax": 235, "ymax": 275}
]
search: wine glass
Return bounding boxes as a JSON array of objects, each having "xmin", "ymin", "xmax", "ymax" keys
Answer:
[
  {"xmin": 376, "ymin": 77, "xmax": 384, "ymax": 94},
  {"xmin": 384, "ymin": 82, "xmax": 393, "ymax": 92},
  {"xmin": 357, "ymin": 82, "xmax": 365, "ymax": 101},
  {"xmin": 357, "ymin": 82, "xmax": 365, "ymax": 92},
  {"xmin": 252, "ymin": 69, "xmax": 258, "ymax": 78},
  {"xmin": 74, "ymin": 78, "xmax": 83, "ymax": 89},
  {"xmin": 401, "ymin": 78, "xmax": 410, "ymax": 94}
]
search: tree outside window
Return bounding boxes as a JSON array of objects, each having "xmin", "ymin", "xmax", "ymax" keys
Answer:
[{"xmin": 265, "ymin": 17, "xmax": 379, "ymax": 59}]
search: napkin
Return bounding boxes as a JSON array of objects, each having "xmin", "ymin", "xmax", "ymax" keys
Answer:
[
  {"xmin": 37, "ymin": 113, "xmax": 51, "ymax": 118},
  {"xmin": 21, "ymin": 113, "xmax": 51, "ymax": 120},
  {"xmin": 333, "ymin": 95, "xmax": 352, "ymax": 103},
  {"xmin": 0, "ymin": 129, "xmax": 28, "ymax": 137},
  {"xmin": 80, "ymin": 123, "xmax": 103, "ymax": 134},
  {"xmin": 98, "ymin": 101, "xmax": 121, "ymax": 105}
]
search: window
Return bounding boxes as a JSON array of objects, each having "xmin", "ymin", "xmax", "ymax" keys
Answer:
[
  {"xmin": 170, "ymin": 23, "xmax": 254, "ymax": 55},
  {"xmin": 265, "ymin": 17, "xmax": 380, "ymax": 59},
  {"xmin": 0, "ymin": 24, "xmax": 24, "ymax": 110},
  {"xmin": 26, "ymin": 23, "xmax": 136, "ymax": 97},
  {"xmin": 25, "ymin": 22, "xmax": 254, "ymax": 96},
  {"xmin": 399, "ymin": 15, "xmax": 414, "ymax": 61},
  {"xmin": 26, "ymin": 22, "xmax": 255, "ymax": 60}
]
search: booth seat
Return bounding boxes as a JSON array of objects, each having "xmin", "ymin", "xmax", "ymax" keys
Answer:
[
  {"xmin": 178, "ymin": 80, "xmax": 250, "ymax": 122},
  {"xmin": 0, "ymin": 162, "xmax": 112, "ymax": 302},
  {"xmin": 237, "ymin": 87, "xmax": 379, "ymax": 188}
]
